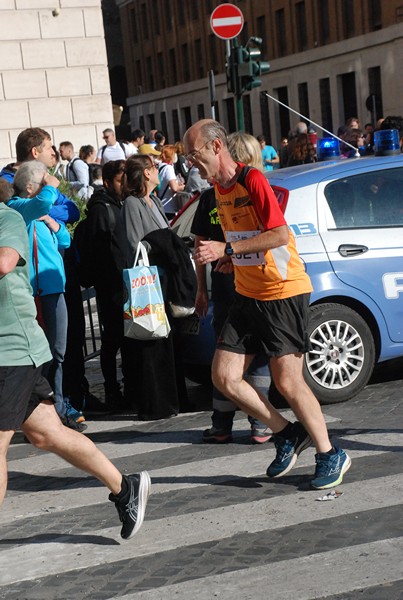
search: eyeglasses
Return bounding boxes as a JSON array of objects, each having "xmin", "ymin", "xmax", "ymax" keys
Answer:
[{"xmin": 184, "ymin": 139, "xmax": 212, "ymax": 163}]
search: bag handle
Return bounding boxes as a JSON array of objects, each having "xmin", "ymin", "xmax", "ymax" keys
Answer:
[
  {"xmin": 133, "ymin": 241, "xmax": 149, "ymax": 267},
  {"xmin": 33, "ymin": 224, "xmax": 43, "ymax": 296}
]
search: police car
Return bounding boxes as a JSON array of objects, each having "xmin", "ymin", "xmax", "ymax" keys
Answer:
[{"xmin": 173, "ymin": 151, "xmax": 403, "ymax": 404}]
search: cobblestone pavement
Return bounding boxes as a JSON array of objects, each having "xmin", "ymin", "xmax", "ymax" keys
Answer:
[{"xmin": 0, "ymin": 356, "xmax": 402, "ymax": 600}]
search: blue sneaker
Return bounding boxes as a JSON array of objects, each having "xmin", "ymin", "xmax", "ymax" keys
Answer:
[
  {"xmin": 311, "ymin": 447, "xmax": 351, "ymax": 489},
  {"xmin": 65, "ymin": 400, "xmax": 85, "ymax": 424},
  {"xmin": 266, "ymin": 422, "xmax": 312, "ymax": 478}
]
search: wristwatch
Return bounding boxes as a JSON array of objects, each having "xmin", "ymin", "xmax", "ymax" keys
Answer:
[{"xmin": 225, "ymin": 242, "xmax": 234, "ymax": 256}]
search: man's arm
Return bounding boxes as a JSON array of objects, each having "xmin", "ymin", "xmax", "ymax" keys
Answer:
[
  {"xmin": 270, "ymin": 149, "xmax": 280, "ymax": 165},
  {"xmin": 0, "ymin": 246, "xmax": 20, "ymax": 277},
  {"xmin": 193, "ymin": 226, "xmax": 289, "ymax": 265}
]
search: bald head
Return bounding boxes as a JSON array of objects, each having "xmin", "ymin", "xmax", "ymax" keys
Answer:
[{"xmin": 184, "ymin": 119, "xmax": 228, "ymax": 149}]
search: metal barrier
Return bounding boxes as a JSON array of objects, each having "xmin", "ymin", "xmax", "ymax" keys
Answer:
[{"xmin": 81, "ymin": 287, "xmax": 102, "ymax": 361}]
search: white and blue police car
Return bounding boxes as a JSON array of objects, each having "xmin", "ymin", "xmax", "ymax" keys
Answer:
[{"xmin": 174, "ymin": 136, "xmax": 403, "ymax": 404}]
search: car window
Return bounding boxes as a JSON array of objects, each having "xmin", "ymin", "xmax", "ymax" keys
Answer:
[{"xmin": 324, "ymin": 167, "xmax": 403, "ymax": 229}]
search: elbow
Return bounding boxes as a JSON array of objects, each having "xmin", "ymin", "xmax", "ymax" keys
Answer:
[{"xmin": 0, "ymin": 258, "xmax": 16, "ymax": 276}]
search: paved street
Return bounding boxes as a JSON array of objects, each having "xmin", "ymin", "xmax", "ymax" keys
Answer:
[{"xmin": 1, "ymin": 357, "xmax": 403, "ymax": 600}]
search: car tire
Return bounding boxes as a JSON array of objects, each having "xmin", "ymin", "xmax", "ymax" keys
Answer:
[{"xmin": 304, "ymin": 303, "xmax": 375, "ymax": 404}]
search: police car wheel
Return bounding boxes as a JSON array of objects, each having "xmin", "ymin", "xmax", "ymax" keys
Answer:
[{"xmin": 304, "ymin": 303, "xmax": 375, "ymax": 404}]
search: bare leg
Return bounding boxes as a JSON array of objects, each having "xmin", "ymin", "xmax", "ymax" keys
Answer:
[
  {"xmin": 270, "ymin": 353, "xmax": 332, "ymax": 453},
  {"xmin": 22, "ymin": 401, "xmax": 123, "ymax": 494},
  {"xmin": 0, "ymin": 430, "xmax": 15, "ymax": 505},
  {"xmin": 212, "ymin": 349, "xmax": 289, "ymax": 433}
]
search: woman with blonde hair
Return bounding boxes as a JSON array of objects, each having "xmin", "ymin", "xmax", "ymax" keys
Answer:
[
  {"xmin": 228, "ymin": 132, "xmax": 264, "ymax": 171},
  {"xmin": 157, "ymin": 144, "xmax": 185, "ymax": 217}
]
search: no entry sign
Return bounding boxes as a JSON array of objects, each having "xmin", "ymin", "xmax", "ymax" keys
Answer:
[{"xmin": 210, "ymin": 3, "xmax": 244, "ymax": 40}]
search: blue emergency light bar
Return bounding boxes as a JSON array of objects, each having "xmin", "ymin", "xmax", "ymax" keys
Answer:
[
  {"xmin": 374, "ymin": 129, "xmax": 400, "ymax": 156},
  {"xmin": 317, "ymin": 138, "xmax": 340, "ymax": 161}
]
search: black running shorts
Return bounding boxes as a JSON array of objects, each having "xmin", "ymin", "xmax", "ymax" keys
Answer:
[
  {"xmin": 0, "ymin": 365, "xmax": 54, "ymax": 431},
  {"xmin": 216, "ymin": 292, "xmax": 311, "ymax": 358}
]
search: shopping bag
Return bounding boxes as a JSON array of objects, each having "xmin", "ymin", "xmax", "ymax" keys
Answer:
[{"xmin": 123, "ymin": 242, "xmax": 171, "ymax": 340}]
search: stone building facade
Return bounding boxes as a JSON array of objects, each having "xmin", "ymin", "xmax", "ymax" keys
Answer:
[
  {"xmin": 0, "ymin": 0, "xmax": 113, "ymax": 166},
  {"xmin": 117, "ymin": 0, "xmax": 403, "ymax": 146}
]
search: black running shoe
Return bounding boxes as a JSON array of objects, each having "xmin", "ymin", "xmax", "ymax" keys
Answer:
[
  {"xmin": 202, "ymin": 426, "xmax": 233, "ymax": 443},
  {"xmin": 109, "ymin": 472, "xmax": 151, "ymax": 539}
]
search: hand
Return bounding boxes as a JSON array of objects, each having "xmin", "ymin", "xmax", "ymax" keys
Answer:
[
  {"xmin": 37, "ymin": 214, "xmax": 60, "ymax": 232},
  {"xmin": 193, "ymin": 240, "xmax": 225, "ymax": 265},
  {"xmin": 43, "ymin": 172, "xmax": 60, "ymax": 189},
  {"xmin": 214, "ymin": 256, "xmax": 234, "ymax": 274}
]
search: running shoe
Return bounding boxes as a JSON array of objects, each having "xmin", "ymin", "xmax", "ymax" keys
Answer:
[
  {"xmin": 250, "ymin": 428, "xmax": 272, "ymax": 444},
  {"xmin": 266, "ymin": 422, "xmax": 312, "ymax": 478},
  {"xmin": 202, "ymin": 426, "xmax": 233, "ymax": 444},
  {"xmin": 65, "ymin": 400, "xmax": 85, "ymax": 424},
  {"xmin": 109, "ymin": 472, "xmax": 151, "ymax": 539},
  {"xmin": 61, "ymin": 414, "xmax": 88, "ymax": 432},
  {"xmin": 310, "ymin": 447, "xmax": 351, "ymax": 489}
]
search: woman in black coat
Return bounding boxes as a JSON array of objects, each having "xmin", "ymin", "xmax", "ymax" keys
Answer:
[{"xmin": 84, "ymin": 159, "xmax": 130, "ymax": 409}]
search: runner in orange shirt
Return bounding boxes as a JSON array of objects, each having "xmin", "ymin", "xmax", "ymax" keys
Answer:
[{"xmin": 184, "ymin": 119, "xmax": 351, "ymax": 490}]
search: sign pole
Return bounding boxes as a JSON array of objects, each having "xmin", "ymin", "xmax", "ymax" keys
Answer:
[
  {"xmin": 208, "ymin": 70, "xmax": 216, "ymax": 120},
  {"xmin": 231, "ymin": 39, "xmax": 243, "ymax": 131},
  {"xmin": 210, "ymin": 3, "xmax": 244, "ymax": 130}
]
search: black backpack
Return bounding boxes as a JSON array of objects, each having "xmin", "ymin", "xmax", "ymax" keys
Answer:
[{"xmin": 73, "ymin": 203, "xmax": 115, "ymax": 288}]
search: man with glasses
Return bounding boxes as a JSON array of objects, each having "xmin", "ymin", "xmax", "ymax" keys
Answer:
[
  {"xmin": 183, "ymin": 119, "xmax": 351, "ymax": 490},
  {"xmin": 96, "ymin": 128, "xmax": 131, "ymax": 165}
]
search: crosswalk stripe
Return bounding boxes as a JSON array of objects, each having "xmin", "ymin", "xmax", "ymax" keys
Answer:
[
  {"xmin": 1, "ymin": 442, "xmax": 387, "ymax": 524},
  {"xmin": 112, "ymin": 537, "xmax": 403, "ymax": 600},
  {"xmin": 5, "ymin": 409, "xmax": 341, "ymax": 474},
  {"xmin": 0, "ymin": 473, "xmax": 402, "ymax": 586}
]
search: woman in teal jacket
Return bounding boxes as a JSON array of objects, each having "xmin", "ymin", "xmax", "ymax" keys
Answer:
[{"xmin": 6, "ymin": 161, "xmax": 79, "ymax": 427}]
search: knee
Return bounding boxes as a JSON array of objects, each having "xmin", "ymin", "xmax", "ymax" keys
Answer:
[
  {"xmin": 274, "ymin": 377, "xmax": 290, "ymax": 398},
  {"xmin": 27, "ymin": 430, "xmax": 54, "ymax": 451},
  {"xmin": 212, "ymin": 364, "xmax": 238, "ymax": 396},
  {"xmin": 274, "ymin": 373, "xmax": 307, "ymax": 401}
]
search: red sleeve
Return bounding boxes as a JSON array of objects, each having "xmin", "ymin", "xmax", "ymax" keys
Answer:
[{"xmin": 245, "ymin": 169, "xmax": 286, "ymax": 231}]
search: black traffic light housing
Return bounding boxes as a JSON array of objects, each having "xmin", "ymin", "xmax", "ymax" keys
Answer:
[{"xmin": 225, "ymin": 38, "xmax": 270, "ymax": 96}]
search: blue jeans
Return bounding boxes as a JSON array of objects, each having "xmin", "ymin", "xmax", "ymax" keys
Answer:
[{"xmin": 40, "ymin": 293, "xmax": 68, "ymax": 418}]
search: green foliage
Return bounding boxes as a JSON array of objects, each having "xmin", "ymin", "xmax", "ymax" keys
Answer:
[{"xmin": 50, "ymin": 170, "xmax": 86, "ymax": 234}]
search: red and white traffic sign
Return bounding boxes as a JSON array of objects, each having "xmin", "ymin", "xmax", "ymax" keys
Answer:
[{"xmin": 210, "ymin": 3, "xmax": 244, "ymax": 40}]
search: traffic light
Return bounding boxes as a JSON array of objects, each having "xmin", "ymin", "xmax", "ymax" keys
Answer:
[
  {"xmin": 225, "ymin": 40, "xmax": 270, "ymax": 97},
  {"xmin": 238, "ymin": 45, "xmax": 270, "ymax": 93}
]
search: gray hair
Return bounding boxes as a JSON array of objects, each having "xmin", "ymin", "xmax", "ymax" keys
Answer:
[
  {"xmin": 13, "ymin": 160, "xmax": 47, "ymax": 197},
  {"xmin": 184, "ymin": 119, "xmax": 228, "ymax": 148},
  {"xmin": 198, "ymin": 119, "xmax": 228, "ymax": 147},
  {"xmin": 296, "ymin": 121, "xmax": 308, "ymax": 134}
]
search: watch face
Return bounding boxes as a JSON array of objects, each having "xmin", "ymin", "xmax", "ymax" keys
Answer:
[{"xmin": 225, "ymin": 243, "xmax": 234, "ymax": 256}]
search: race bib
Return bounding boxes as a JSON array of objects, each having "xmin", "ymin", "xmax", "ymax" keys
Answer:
[{"xmin": 226, "ymin": 230, "xmax": 265, "ymax": 266}]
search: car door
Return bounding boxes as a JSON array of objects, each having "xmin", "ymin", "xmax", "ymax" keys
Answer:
[{"xmin": 318, "ymin": 164, "xmax": 403, "ymax": 343}]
